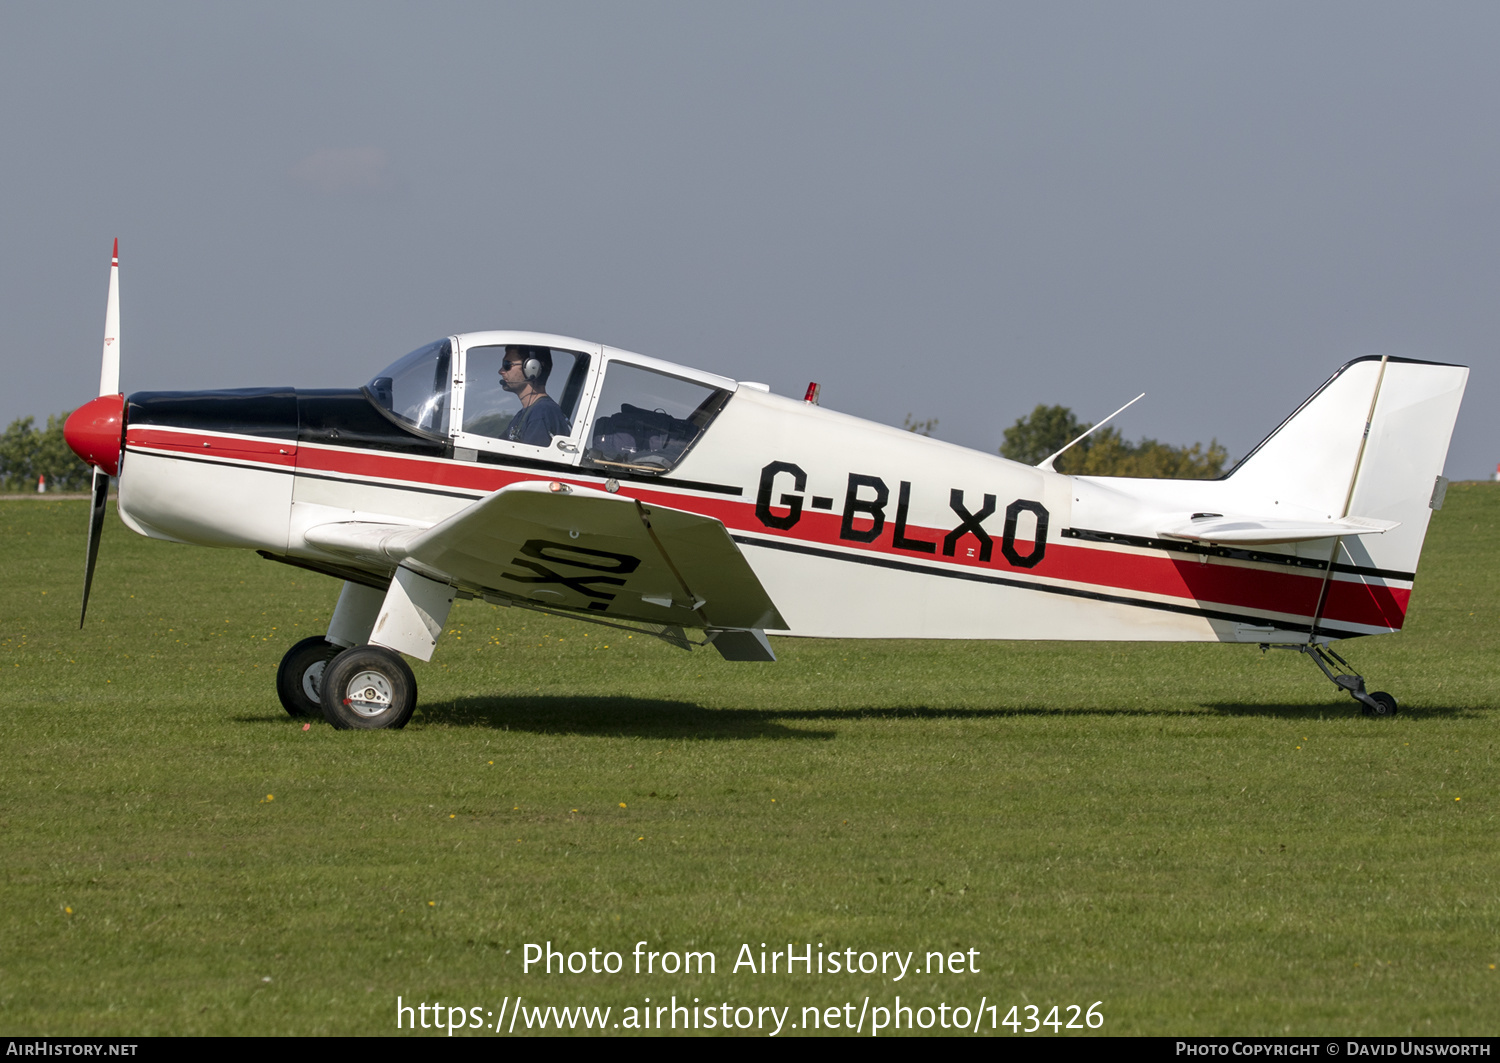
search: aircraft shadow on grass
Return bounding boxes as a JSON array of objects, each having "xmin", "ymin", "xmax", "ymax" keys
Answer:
[
  {"xmin": 1206, "ymin": 701, "xmax": 1480, "ymax": 720},
  {"xmin": 417, "ymin": 698, "xmax": 1484, "ymax": 734},
  {"xmin": 415, "ymin": 696, "xmax": 836, "ymax": 739},
  {"xmin": 234, "ymin": 698, "xmax": 1483, "ymax": 736}
]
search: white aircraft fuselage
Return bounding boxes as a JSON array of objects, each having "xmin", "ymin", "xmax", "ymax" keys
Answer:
[{"xmin": 102, "ymin": 331, "xmax": 1463, "ymax": 652}]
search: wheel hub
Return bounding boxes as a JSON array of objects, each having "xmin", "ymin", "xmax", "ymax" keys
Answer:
[
  {"xmin": 344, "ymin": 670, "xmax": 394, "ymax": 717},
  {"xmin": 301, "ymin": 660, "xmax": 328, "ymax": 702}
]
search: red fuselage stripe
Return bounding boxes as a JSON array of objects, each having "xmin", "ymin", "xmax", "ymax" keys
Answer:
[
  {"xmin": 126, "ymin": 428, "xmax": 1409, "ymax": 630},
  {"xmin": 129, "ymin": 427, "xmax": 298, "ymax": 467}
]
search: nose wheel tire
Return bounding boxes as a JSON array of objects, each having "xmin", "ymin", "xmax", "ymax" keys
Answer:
[
  {"xmin": 1362, "ymin": 691, "xmax": 1399, "ymax": 717},
  {"xmin": 275, "ymin": 636, "xmax": 342, "ymax": 719},
  {"xmin": 319, "ymin": 645, "xmax": 418, "ymax": 730}
]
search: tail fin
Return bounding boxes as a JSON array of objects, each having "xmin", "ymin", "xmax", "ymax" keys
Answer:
[{"xmin": 1228, "ymin": 355, "xmax": 1468, "ymax": 578}]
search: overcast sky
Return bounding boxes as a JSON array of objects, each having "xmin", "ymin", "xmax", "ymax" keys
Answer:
[{"xmin": 2, "ymin": 2, "xmax": 1495, "ymax": 477}]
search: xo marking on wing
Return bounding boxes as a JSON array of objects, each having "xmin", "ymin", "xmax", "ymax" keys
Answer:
[{"xmin": 501, "ymin": 539, "xmax": 643, "ymax": 611}]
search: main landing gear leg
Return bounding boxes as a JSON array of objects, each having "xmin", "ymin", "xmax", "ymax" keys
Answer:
[
  {"xmin": 320, "ymin": 568, "xmax": 453, "ymax": 731},
  {"xmin": 1268, "ymin": 642, "xmax": 1398, "ymax": 717},
  {"xmin": 274, "ymin": 581, "xmax": 387, "ymax": 721}
]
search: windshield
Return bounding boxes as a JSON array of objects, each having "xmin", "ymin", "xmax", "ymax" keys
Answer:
[{"xmin": 366, "ymin": 339, "xmax": 452, "ymax": 436}]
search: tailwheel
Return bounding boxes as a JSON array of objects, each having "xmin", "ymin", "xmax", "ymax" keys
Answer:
[
  {"xmin": 275, "ymin": 636, "xmax": 341, "ymax": 718},
  {"xmin": 319, "ymin": 645, "xmax": 418, "ymax": 730},
  {"xmin": 1363, "ymin": 691, "xmax": 1399, "ymax": 717}
]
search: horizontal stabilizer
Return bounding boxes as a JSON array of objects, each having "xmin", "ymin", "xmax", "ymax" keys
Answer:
[{"xmin": 1158, "ymin": 514, "xmax": 1399, "ymax": 545}]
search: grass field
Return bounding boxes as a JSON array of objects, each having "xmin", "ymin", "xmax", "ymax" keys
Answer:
[{"xmin": 1, "ymin": 485, "xmax": 1496, "ymax": 1036}]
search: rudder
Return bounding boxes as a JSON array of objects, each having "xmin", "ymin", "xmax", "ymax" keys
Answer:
[{"xmin": 1228, "ymin": 355, "xmax": 1468, "ymax": 582}]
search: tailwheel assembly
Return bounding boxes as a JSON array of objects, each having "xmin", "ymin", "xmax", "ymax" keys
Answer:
[{"xmin": 1267, "ymin": 642, "xmax": 1398, "ymax": 716}]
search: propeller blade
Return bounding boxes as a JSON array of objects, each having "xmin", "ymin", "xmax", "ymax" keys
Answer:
[
  {"xmin": 100, "ymin": 238, "xmax": 120, "ymax": 397},
  {"xmin": 79, "ymin": 240, "xmax": 122, "ymax": 628},
  {"xmin": 80, "ymin": 466, "xmax": 109, "ymax": 627}
]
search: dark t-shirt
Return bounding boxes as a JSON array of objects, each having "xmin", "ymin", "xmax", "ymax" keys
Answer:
[{"xmin": 506, "ymin": 395, "xmax": 570, "ymax": 447}]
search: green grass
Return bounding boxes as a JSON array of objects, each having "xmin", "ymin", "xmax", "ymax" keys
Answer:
[{"xmin": 1, "ymin": 485, "xmax": 1497, "ymax": 1036}]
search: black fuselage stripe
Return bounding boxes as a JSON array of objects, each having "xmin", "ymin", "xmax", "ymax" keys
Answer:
[
  {"xmin": 294, "ymin": 469, "xmax": 483, "ymax": 501},
  {"xmin": 1328, "ymin": 560, "xmax": 1413, "ymax": 581},
  {"xmin": 302, "ymin": 436, "xmax": 744, "ymax": 495},
  {"xmin": 126, "ymin": 445, "xmax": 741, "ymax": 504},
  {"xmin": 132, "ymin": 435, "xmax": 743, "ymax": 499},
  {"xmin": 125, "ymin": 446, "xmax": 486, "ymax": 501},
  {"xmin": 731, "ymin": 533, "xmax": 1371, "ymax": 639},
  {"xmin": 124, "ymin": 447, "xmax": 296, "ymax": 476},
  {"xmin": 1063, "ymin": 527, "xmax": 1414, "ymax": 583}
]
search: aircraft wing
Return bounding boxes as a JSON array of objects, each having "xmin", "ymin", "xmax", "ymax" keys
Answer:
[
  {"xmin": 1157, "ymin": 514, "xmax": 1399, "ymax": 545},
  {"xmin": 304, "ymin": 481, "xmax": 785, "ymax": 633}
]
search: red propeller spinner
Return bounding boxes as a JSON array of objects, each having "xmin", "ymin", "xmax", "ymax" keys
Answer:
[{"xmin": 65, "ymin": 393, "xmax": 125, "ymax": 476}]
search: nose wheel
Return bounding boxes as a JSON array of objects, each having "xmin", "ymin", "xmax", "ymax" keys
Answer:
[{"xmin": 318, "ymin": 645, "xmax": 418, "ymax": 730}]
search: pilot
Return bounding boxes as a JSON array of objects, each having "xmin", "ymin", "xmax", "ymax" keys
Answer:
[{"xmin": 499, "ymin": 345, "xmax": 570, "ymax": 446}]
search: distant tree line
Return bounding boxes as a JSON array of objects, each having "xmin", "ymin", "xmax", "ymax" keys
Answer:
[
  {"xmin": 902, "ymin": 413, "xmax": 938, "ymax": 437},
  {"xmin": 0, "ymin": 413, "xmax": 92, "ymax": 493},
  {"xmin": 1000, "ymin": 404, "xmax": 1228, "ymax": 478}
]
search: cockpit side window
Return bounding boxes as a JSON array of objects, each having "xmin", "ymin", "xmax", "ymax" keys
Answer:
[
  {"xmin": 366, "ymin": 338, "xmax": 452, "ymax": 437},
  {"xmin": 583, "ymin": 362, "xmax": 730, "ymax": 474},
  {"xmin": 461, "ymin": 346, "xmax": 591, "ymax": 448}
]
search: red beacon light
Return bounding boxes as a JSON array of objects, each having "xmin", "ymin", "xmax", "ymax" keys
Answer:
[{"xmin": 803, "ymin": 382, "xmax": 821, "ymax": 405}]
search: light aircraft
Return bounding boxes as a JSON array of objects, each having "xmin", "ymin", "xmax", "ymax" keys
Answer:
[{"xmin": 64, "ymin": 243, "xmax": 1468, "ymax": 728}]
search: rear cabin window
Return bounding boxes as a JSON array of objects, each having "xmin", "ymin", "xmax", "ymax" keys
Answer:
[{"xmin": 583, "ymin": 363, "xmax": 730, "ymax": 474}]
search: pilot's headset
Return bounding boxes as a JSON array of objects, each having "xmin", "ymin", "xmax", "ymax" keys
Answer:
[{"xmin": 514, "ymin": 347, "xmax": 549, "ymax": 383}]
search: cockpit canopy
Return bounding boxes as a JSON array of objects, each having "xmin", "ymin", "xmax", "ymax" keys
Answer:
[{"xmin": 365, "ymin": 333, "xmax": 738, "ymax": 474}]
